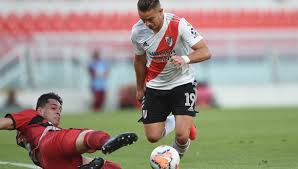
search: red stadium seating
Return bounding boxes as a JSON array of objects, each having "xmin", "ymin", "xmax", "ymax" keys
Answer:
[
  {"xmin": 0, "ymin": 9, "xmax": 297, "ymax": 36},
  {"xmin": 50, "ymin": 12, "xmax": 65, "ymax": 32},
  {"xmin": 19, "ymin": 13, "xmax": 35, "ymax": 35},
  {"xmin": 0, "ymin": 9, "xmax": 297, "ymax": 59}
]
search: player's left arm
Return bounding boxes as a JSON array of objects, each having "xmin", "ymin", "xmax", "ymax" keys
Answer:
[
  {"xmin": 187, "ymin": 40, "xmax": 211, "ymax": 63},
  {"xmin": 171, "ymin": 18, "xmax": 211, "ymax": 67},
  {"xmin": 171, "ymin": 40, "xmax": 211, "ymax": 67},
  {"xmin": 0, "ymin": 117, "xmax": 14, "ymax": 130}
]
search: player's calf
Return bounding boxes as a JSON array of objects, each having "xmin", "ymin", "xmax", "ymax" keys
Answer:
[
  {"xmin": 172, "ymin": 139, "xmax": 190, "ymax": 158},
  {"xmin": 82, "ymin": 130, "xmax": 110, "ymax": 152}
]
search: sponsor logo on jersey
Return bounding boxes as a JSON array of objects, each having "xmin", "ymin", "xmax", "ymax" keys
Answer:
[
  {"xmin": 143, "ymin": 41, "xmax": 149, "ymax": 47},
  {"xmin": 148, "ymin": 50, "xmax": 176, "ymax": 63},
  {"xmin": 149, "ymin": 50, "xmax": 176, "ymax": 57}
]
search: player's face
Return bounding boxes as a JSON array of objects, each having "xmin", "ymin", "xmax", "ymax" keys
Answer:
[
  {"xmin": 38, "ymin": 99, "xmax": 62, "ymax": 127},
  {"xmin": 138, "ymin": 7, "xmax": 164, "ymax": 33}
]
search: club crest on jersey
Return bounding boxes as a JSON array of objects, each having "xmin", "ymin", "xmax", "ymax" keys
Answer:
[{"xmin": 165, "ymin": 36, "xmax": 173, "ymax": 47}]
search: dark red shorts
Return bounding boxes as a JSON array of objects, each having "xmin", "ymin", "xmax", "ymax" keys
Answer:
[
  {"xmin": 39, "ymin": 129, "xmax": 85, "ymax": 169},
  {"xmin": 38, "ymin": 128, "xmax": 122, "ymax": 169}
]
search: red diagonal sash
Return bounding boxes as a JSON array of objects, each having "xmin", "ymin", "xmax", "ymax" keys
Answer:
[{"xmin": 146, "ymin": 17, "xmax": 180, "ymax": 82}]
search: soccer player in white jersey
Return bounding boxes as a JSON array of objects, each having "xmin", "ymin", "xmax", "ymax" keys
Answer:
[{"xmin": 131, "ymin": 0, "xmax": 212, "ymax": 157}]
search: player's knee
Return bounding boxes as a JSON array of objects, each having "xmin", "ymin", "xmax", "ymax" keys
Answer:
[
  {"xmin": 175, "ymin": 132, "xmax": 189, "ymax": 144},
  {"xmin": 146, "ymin": 135, "xmax": 160, "ymax": 143},
  {"xmin": 145, "ymin": 131, "xmax": 162, "ymax": 143}
]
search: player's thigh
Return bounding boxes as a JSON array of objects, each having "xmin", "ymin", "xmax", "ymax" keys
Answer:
[
  {"xmin": 141, "ymin": 88, "xmax": 170, "ymax": 124},
  {"xmin": 42, "ymin": 129, "xmax": 84, "ymax": 156},
  {"xmin": 39, "ymin": 130, "xmax": 83, "ymax": 168},
  {"xmin": 175, "ymin": 115, "xmax": 194, "ymax": 138}
]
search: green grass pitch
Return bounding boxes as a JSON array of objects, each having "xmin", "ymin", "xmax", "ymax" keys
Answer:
[{"xmin": 0, "ymin": 107, "xmax": 298, "ymax": 169}]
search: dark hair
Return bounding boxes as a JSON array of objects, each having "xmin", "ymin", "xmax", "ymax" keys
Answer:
[
  {"xmin": 36, "ymin": 92, "xmax": 63, "ymax": 110},
  {"xmin": 137, "ymin": 0, "xmax": 160, "ymax": 12}
]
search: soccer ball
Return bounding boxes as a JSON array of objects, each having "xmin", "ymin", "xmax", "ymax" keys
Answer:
[{"xmin": 150, "ymin": 145, "xmax": 180, "ymax": 169}]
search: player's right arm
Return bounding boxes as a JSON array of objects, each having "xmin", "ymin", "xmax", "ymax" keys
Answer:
[
  {"xmin": 0, "ymin": 117, "xmax": 14, "ymax": 130},
  {"xmin": 1, "ymin": 109, "xmax": 39, "ymax": 131},
  {"xmin": 134, "ymin": 54, "xmax": 147, "ymax": 101},
  {"xmin": 131, "ymin": 25, "xmax": 147, "ymax": 101}
]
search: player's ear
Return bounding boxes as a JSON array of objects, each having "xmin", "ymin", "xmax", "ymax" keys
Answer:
[
  {"xmin": 159, "ymin": 8, "xmax": 163, "ymax": 14},
  {"xmin": 158, "ymin": 8, "xmax": 163, "ymax": 18},
  {"xmin": 36, "ymin": 107, "xmax": 44, "ymax": 116}
]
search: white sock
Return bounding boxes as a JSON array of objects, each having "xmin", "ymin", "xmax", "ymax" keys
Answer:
[
  {"xmin": 172, "ymin": 139, "xmax": 190, "ymax": 156},
  {"xmin": 162, "ymin": 115, "xmax": 175, "ymax": 137}
]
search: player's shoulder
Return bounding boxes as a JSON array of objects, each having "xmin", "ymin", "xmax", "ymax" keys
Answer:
[
  {"xmin": 166, "ymin": 13, "xmax": 190, "ymax": 26},
  {"xmin": 15, "ymin": 109, "xmax": 39, "ymax": 116},
  {"xmin": 131, "ymin": 20, "xmax": 150, "ymax": 41},
  {"xmin": 5, "ymin": 109, "xmax": 38, "ymax": 123},
  {"xmin": 132, "ymin": 19, "xmax": 144, "ymax": 29},
  {"xmin": 131, "ymin": 20, "xmax": 145, "ymax": 35},
  {"xmin": 21, "ymin": 109, "xmax": 38, "ymax": 114},
  {"xmin": 165, "ymin": 13, "xmax": 182, "ymax": 23}
]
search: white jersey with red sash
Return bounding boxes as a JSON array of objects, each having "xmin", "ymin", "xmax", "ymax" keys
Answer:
[{"xmin": 131, "ymin": 13, "xmax": 203, "ymax": 90}]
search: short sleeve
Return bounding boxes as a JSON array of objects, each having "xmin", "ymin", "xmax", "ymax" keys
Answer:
[
  {"xmin": 179, "ymin": 18, "xmax": 203, "ymax": 47},
  {"xmin": 131, "ymin": 31, "xmax": 145, "ymax": 56},
  {"xmin": 5, "ymin": 109, "xmax": 38, "ymax": 129}
]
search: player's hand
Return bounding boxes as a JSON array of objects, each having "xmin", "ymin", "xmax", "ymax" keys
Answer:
[
  {"xmin": 136, "ymin": 89, "xmax": 144, "ymax": 103},
  {"xmin": 170, "ymin": 55, "xmax": 186, "ymax": 68}
]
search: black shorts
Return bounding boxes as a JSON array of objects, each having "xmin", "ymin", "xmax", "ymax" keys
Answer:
[{"xmin": 139, "ymin": 82, "xmax": 198, "ymax": 124}]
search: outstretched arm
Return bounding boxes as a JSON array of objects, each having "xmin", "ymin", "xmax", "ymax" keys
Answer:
[{"xmin": 0, "ymin": 117, "xmax": 14, "ymax": 130}]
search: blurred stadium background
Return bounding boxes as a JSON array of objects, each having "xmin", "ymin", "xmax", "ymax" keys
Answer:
[
  {"xmin": 0, "ymin": 0, "xmax": 298, "ymax": 169},
  {"xmin": 0, "ymin": 0, "xmax": 298, "ymax": 111}
]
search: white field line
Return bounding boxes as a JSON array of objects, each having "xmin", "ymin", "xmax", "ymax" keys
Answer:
[{"xmin": 0, "ymin": 161, "xmax": 41, "ymax": 169}]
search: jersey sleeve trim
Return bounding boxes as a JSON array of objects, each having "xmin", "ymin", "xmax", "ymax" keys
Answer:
[
  {"xmin": 189, "ymin": 35, "xmax": 203, "ymax": 48},
  {"xmin": 4, "ymin": 114, "xmax": 16, "ymax": 129}
]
